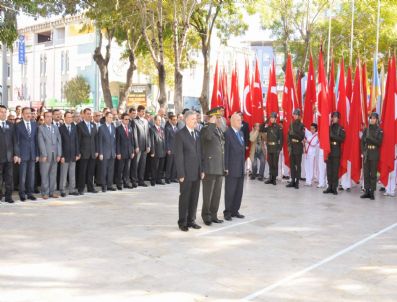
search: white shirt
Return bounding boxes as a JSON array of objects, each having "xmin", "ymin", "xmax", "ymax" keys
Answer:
[{"xmin": 305, "ymin": 128, "xmax": 319, "ymax": 156}]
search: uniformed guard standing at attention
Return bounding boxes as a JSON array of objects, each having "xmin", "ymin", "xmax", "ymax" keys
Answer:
[
  {"xmin": 264, "ymin": 112, "xmax": 283, "ymax": 185},
  {"xmin": 360, "ymin": 112, "xmax": 383, "ymax": 200},
  {"xmin": 286, "ymin": 109, "xmax": 305, "ymax": 189},
  {"xmin": 200, "ymin": 107, "xmax": 225, "ymax": 226},
  {"xmin": 323, "ymin": 112, "xmax": 346, "ymax": 195}
]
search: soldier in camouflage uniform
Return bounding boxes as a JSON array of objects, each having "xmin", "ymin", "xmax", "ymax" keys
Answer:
[{"xmin": 360, "ymin": 112, "xmax": 383, "ymax": 200}]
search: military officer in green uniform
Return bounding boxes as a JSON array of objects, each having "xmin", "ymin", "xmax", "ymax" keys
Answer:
[
  {"xmin": 286, "ymin": 109, "xmax": 305, "ymax": 189},
  {"xmin": 263, "ymin": 112, "xmax": 283, "ymax": 185},
  {"xmin": 200, "ymin": 107, "xmax": 225, "ymax": 225},
  {"xmin": 324, "ymin": 112, "xmax": 346, "ymax": 195},
  {"xmin": 360, "ymin": 112, "xmax": 383, "ymax": 200}
]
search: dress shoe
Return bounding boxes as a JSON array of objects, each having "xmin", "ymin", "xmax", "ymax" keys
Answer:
[
  {"xmin": 204, "ymin": 221, "xmax": 212, "ymax": 226},
  {"xmin": 165, "ymin": 179, "xmax": 171, "ymax": 184},
  {"xmin": 132, "ymin": 182, "xmax": 138, "ymax": 188},
  {"xmin": 250, "ymin": 175, "xmax": 256, "ymax": 180},
  {"xmin": 5, "ymin": 199, "xmax": 15, "ymax": 203},
  {"xmin": 171, "ymin": 179, "xmax": 178, "ymax": 183},
  {"xmin": 108, "ymin": 187, "xmax": 117, "ymax": 191},
  {"xmin": 233, "ymin": 213, "xmax": 245, "ymax": 219},
  {"xmin": 117, "ymin": 186, "xmax": 123, "ymax": 190},
  {"xmin": 212, "ymin": 218, "xmax": 224, "ymax": 223},
  {"xmin": 28, "ymin": 195, "xmax": 37, "ymax": 201},
  {"xmin": 126, "ymin": 184, "xmax": 133, "ymax": 189},
  {"xmin": 286, "ymin": 182, "xmax": 295, "ymax": 188},
  {"xmin": 101, "ymin": 187, "xmax": 107, "ymax": 192},
  {"xmin": 60, "ymin": 192, "xmax": 67, "ymax": 197},
  {"xmin": 78, "ymin": 191, "xmax": 84, "ymax": 195},
  {"xmin": 379, "ymin": 187, "xmax": 386, "ymax": 192},
  {"xmin": 42, "ymin": 195, "xmax": 49, "ymax": 200},
  {"xmin": 323, "ymin": 187, "xmax": 333, "ymax": 194},
  {"xmin": 150, "ymin": 181, "xmax": 155, "ymax": 187},
  {"xmin": 50, "ymin": 194, "xmax": 60, "ymax": 198},
  {"xmin": 370, "ymin": 191, "xmax": 375, "ymax": 200},
  {"xmin": 19, "ymin": 196, "xmax": 26, "ymax": 202},
  {"xmin": 138, "ymin": 182, "xmax": 148, "ymax": 187},
  {"xmin": 332, "ymin": 189, "xmax": 338, "ymax": 195},
  {"xmin": 156, "ymin": 181, "xmax": 165, "ymax": 185},
  {"xmin": 179, "ymin": 225, "xmax": 189, "ymax": 232},
  {"xmin": 265, "ymin": 179, "xmax": 273, "ymax": 184},
  {"xmin": 34, "ymin": 189, "xmax": 40, "ymax": 194},
  {"xmin": 257, "ymin": 177, "xmax": 264, "ymax": 181},
  {"xmin": 88, "ymin": 190, "xmax": 98, "ymax": 194},
  {"xmin": 272, "ymin": 180, "xmax": 277, "ymax": 185},
  {"xmin": 224, "ymin": 216, "xmax": 232, "ymax": 221},
  {"xmin": 70, "ymin": 192, "xmax": 79, "ymax": 196},
  {"xmin": 188, "ymin": 223, "xmax": 202, "ymax": 229},
  {"xmin": 294, "ymin": 182, "xmax": 299, "ymax": 189}
]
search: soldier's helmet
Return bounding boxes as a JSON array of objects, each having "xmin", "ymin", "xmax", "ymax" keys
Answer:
[
  {"xmin": 331, "ymin": 111, "xmax": 341, "ymax": 118},
  {"xmin": 270, "ymin": 112, "xmax": 278, "ymax": 119},
  {"xmin": 292, "ymin": 108, "xmax": 301, "ymax": 116}
]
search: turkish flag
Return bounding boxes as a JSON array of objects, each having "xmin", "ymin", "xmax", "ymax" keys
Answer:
[
  {"xmin": 281, "ymin": 54, "xmax": 296, "ymax": 167},
  {"xmin": 317, "ymin": 51, "xmax": 330, "ymax": 161},
  {"xmin": 230, "ymin": 65, "xmax": 241, "ymax": 115},
  {"xmin": 328, "ymin": 59, "xmax": 336, "ymax": 114},
  {"xmin": 252, "ymin": 59, "xmax": 264, "ymax": 124},
  {"xmin": 347, "ymin": 63, "xmax": 363, "ymax": 183},
  {"xmin": 378, "ymin": 56, "xmax": 396, "ymax": 186},
  {"xmin": 346, "ymin": 66, "xmax": 353, "ymax": 104},
  {"xmin": 265, "ymin": 60, "xmax": 279, "ymax": 119},
  {"xmin": 210, "ymin": 61, "xmax": 222, "ymax": 109},
  {"xmin": 221, "ymin": 68, "xmax": 231, "ymax": 120},
  {"xmin": 361, "ymin": 62, "xmax": 369, "ymax": 126},
  {"xmin": 303, "ymin": 55, "xmax": 316, "ymax": 129},
  {"xmin": 243, "ymin": 60, "xmax": 253, "ymax": 128},
  {"xmin": 338, "ymin": 58, "xmax": 350, "ymax": 177}
]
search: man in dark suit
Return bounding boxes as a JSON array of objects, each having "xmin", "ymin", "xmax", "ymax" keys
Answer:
[
  {"xmin": 15, "ymin": 107, "xmax": 39, "ymax": 201},
  {"xmin": 149, "ymin": 115, "xmax": 166, "ymax": 186},
  {"xmin": 116, "ymin": 113, "xmax": 135, "ymax": 190},
  {"xmin": 200, "ymin": 108, "xmax": 225, "ymax": 225},
  {"xmin": 0, "ymin": 105, "xmax": 19, "ymax": 203},
  {"xmin": 134, "ymin": 105, "xmax": 151, "ymax": 187},
  {"xmin": 175, "ymin": 110, "xmax": 204, "ymax": 232},
  {"xmin": 76, "ymin": 108, "xmax": 98, "ymax": 194},
  {"xmin": 164, "ymin": 114, "xmax": 178, "ymax": 183},
  {"xmin": 98, "ymin": 112, "xmax": 117, "ymax": 192},
  {"xmin": 59, "ymin": 111, "xmax": 80, "ymax": 197},
  {"xmin": 128, "ymin": 107, "xmax": 139, "ymax": 187},
  {"xmin": 224, "ymin": 113, "xmax": 246, "ymax": 221}
]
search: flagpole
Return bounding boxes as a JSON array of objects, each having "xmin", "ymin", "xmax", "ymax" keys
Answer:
[
  {"xmin": 375, "ymin": 0, "xmax": 381, "ymax": 57},
  {"xmin": 326, "ymin": 8, "xmax": 332, "ymax": 75},
  {"xmin": 349, "ymin": 0, "xmax": 355, "ymax": 67}
]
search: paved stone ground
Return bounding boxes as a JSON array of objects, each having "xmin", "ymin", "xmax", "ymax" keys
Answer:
[{"xmin": 0, "ymin": 178, "xmax": 397, "ymax": 302}]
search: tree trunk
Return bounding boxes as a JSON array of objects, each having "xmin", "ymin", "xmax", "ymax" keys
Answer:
[
  {"xmin": 158, "ymin": 64, "xmax": 167, "ymax": 108},
  {"xmin": 174, "ymin": 68, "xmax": 183, "ymax": 113},
  {"xmin": 98, "ymin": 64, "xmax": 113, "ymax": 109},
  {"xmin": 199, "ymin": 41, "xmax": 210, "ymax": 112},
  {"xmin": 119, "ymin": 49, "xmax": 136, "ymax": 110}
]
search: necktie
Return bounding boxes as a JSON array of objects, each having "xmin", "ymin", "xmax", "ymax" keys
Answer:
[
  {"xmin": 27, "ymin": 122, "xmax": 31, "ymax": 136},
  {"xmin": 2, "ymin": 121, "xmax": 5, "ymax": 128},
  {"xmin": 68, "ymin": 125, "xmax": 71, "ymax": 134},
  {"xmin": 236, "ymin": 131, "xmax": 243, "ymax": 145},
  {"xmin": 108, "ymin": 125, "xmax": 111, "ymax": 135},
  {"xmin": 125, "ymin": 126, "xmax": 128, "ymax": 136},
  {"xmin": 87, "ymin": 123, "xmax": 91, "ymax": 134},
  {"xmin": 191, "ymin": 131, "xmax": 195, "ymax": 140}
]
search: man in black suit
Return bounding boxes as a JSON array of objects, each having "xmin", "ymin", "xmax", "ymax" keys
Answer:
[
  {"xmin": 164, "ymin": 114, "xmax": 178, "ymax": 183},
  {"xmin": 128, "ymin": 107, "xmax": 139, "ymax": 187},
  {"xmin": 149, "ymin": 115, "xmax": 166, "ymax": 186},
  {"xmin": 175, "ymin": 110, "xmax": 204, "ymax": 232},
  {"xmin": 98, "ymin": 112, "xmax": 117, "ymax": 192},
  {"xmin": 0, "ymin": 105, "xmax": 19, "ymax": 203},
  {"xmin": 224, "ymin": 113, "xmax": 246, "ymax": 221},
  {"xmin": 116, "ymin": 113, "xmax": 135, "ymax": 190},
  {"xmin": 15, "ymin": 107, "xmax": 39, "ymax": 201},
  {"xmin": 134, "ymin": 105, "xmax": 151, "ymax": 187},
  {"xmin": 76, "ymin": 108, "xmax": 98, "ymax": 194},
  {"xmin": 59, "ymin": 111, "xmax": 80, "ymax": 197}
]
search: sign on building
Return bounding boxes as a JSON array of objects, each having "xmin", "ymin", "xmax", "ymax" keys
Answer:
[{"xmin": 18, "ymin": 35, "xmax": 25, "ymax": 65}]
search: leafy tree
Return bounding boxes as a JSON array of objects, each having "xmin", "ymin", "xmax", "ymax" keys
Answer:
[{"xmin": 64, "ymin": 75, "xmax": 90, "ymax": 107}]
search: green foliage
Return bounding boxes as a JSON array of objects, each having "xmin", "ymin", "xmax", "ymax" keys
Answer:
[{"xmin": 64, "ymin": 76, "xmax": 90, "ymax": 107}]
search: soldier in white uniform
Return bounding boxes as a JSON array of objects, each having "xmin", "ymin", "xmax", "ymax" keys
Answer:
[{"xmin": 304, "ymin": 123, "xmax": 319, "ymax": 186}]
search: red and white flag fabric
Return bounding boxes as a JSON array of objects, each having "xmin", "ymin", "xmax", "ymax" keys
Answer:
[
  {"xmin": 281, "ymin": 54, "xmax": 296, "ymax": 167},
  {"xmin": 265, "ymin": 60, "xmax": 279, "ymax": 119},
  {"xmin": 379, "ymin": 55, "xmax": 396, "ymax": 186},
  {"xmin": 347, "ymin": 63, "xmax": 363, "ymax": 183},
  {"xmin": 210, "ymin": 60, "xmax": 222, "ymax": 109},
  {"xmin": 303, "ymin": 55, "xmax": 316, "ymax": 129},
  {"xmin": 346, "ymin": 66, "xmax": 353, "ymax": 103},
  {"xmin": 230, "ymin": 64, "xmax": 241, "ymax": 115},
  {"xmin": 252, "ymin": 59, "xmax": 264, "ymax": 124},
  {"xmin": 243, "ymin": 60, "xmax": 253, "ymax": 128},
  {"xmin": 361, "ymin": 62, "xmax": 369, "ymax": 126},
  {"xmin": 328, "ymin": 59, "xmax": 336, "ymax": 114},
  {"xmin": 317, "ymin": 51, "xmax": 330, "ymax": 160}
]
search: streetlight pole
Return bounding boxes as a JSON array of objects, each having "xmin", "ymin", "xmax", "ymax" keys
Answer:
[
  {"xmin": 326, "ymin": 8, "xmax": 332, "ymax": 75},
  {"xmin": 375, "ymin": 0, "xmax": 380, "ymax": 57},
  {"xmin": 349, "ymin": 0, "xmax": 355, "ymax": 66}
]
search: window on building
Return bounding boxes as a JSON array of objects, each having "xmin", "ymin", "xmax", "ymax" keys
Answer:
[{"xmin": 37, "ymin": 31, "xmax": 52, "ymax": 44}]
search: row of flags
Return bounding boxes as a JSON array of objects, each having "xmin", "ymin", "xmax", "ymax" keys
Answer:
[{"xmin": 210, "ymin": 52, "xmax": 397, "ymax": 187}]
